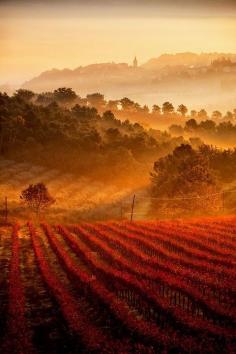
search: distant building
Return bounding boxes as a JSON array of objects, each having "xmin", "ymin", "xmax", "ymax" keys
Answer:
[{"xmin": 133, "ymin": 56, "xmax": 138, "ymax": 68}]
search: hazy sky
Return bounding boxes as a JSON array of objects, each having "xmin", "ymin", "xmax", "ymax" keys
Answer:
[{"xmin": 1, "ymin": 0, "xmax": 236, "ymax": 84}]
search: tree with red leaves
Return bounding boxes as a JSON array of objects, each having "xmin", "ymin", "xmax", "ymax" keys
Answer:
[{"xmin": 20, "ymin": 183, "xmax": 55, "ymax": 216}]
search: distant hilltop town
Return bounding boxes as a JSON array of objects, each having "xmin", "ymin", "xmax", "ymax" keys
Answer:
[{"xmin": 1, "ymin": 53, "xmax": 236, "ymax": 111}]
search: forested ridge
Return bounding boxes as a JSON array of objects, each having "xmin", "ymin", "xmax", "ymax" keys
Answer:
[
  {"xmin": 0, "ymin": 90, "xmax": 185, "ymax": 184},
  {"xmin": 1, "ymin": 88, "xmax": 236, "ymax": 196}
]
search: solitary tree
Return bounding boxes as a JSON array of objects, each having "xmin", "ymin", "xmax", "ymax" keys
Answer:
[
  {"xmin": 162, "ymin": 102, "xmax": 174, "ymax": 115},
  {"xmin": 211, "ymin": 110, "xmax": 222, "ymax": 120},
  {"xmin": 152, "ymin": 105, "xmax": 161, "ymax": 115},
  {"xmin": 224, "ymin": 111, "xmax": 233, "ymax": 121},
  {"xmin": 20, "ymin": 183, "xmax": 55, "ymax": 216},
  {"xmin": 198, "ymin": 109, "xmax": 208, "ymax": 120},
  {"xmin": 177, "ymin": 104, "xmax": 188, "ymax": 117}
]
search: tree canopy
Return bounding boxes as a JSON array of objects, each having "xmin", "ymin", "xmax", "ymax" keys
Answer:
[
  {"xmin": 20, "ymin": 183, "xmax": 55, "ymax": 215},
  {"xmin": 151, "ymin": 144, "xmax": 216, "ymax": 197}
]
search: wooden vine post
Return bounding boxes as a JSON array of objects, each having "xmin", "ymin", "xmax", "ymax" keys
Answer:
[
  {"xmin": 5, "ymin": 196, "xmax": 8, "ymax": 224},
  {"xmin": 130, "ymin": 194, "xmax": 136, "ymax": 222}
]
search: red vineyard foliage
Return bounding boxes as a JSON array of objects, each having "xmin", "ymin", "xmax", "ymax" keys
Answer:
[
  {"xmin": 28, "ymin": 222, "xmax": 128, "ymax": 354},
  {"xmin": 1, "ymin": 216, "xmax": 235, "ymax": 353},
  {"xmin": 69, "ymin": 223, "xmax": 236, "ymax": 324},
  {"xmin": 1, "ymin": 224, "xmax": 34, "ymax": 354},
  {"xmin": 62, "ymin": 224, "xmax": 235, "ymax": 347},
  {"xmin": 86, "ymin": 222, "xmax": 235, "ymax": 303}
]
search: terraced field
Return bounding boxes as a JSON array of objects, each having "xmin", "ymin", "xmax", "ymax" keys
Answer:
[{"xmin": 0, "ymin": 216, "xmax": 235, "ymax": 353}]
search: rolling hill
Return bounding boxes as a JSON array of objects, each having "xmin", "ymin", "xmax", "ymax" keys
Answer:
[{"xmin": 21, "ymin": 53, "xmax": 236, "ymax": 111}]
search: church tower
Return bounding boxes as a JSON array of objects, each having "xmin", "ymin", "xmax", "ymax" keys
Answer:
[{"xmin": 133, "ymin": 56, "xmax": 138, "ymax": 68}]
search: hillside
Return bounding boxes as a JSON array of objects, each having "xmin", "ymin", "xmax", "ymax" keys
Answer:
[
  {"xmin": 2, "ymin": 91, "xmax": 236, "ymax": 222},
  {"xmin": 0, "ymin": 159, "xmax": 137, "ymax": 222},
  {"xmin": 142, "ymin": 52, "xmax": 236, "ymax": 70},
  {"xmin": 21, "ymin": 53, "xmax": 236, "ymax": 111},
  {"xmin": 0, "ymin": 91, "xmax": 185, "ymax": 192},
  {"xmin": 0, "ymin": 217, "xmax": 235, "ymax": 353}
]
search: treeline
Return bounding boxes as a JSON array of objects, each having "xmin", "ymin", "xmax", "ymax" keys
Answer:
[
  {"xmin": 170, "ymin": 118, "xmax": 236, "ymax": 146},
  {"xmin": 0, "ymin": 90, "xmax": 186, "ymax": 184},
  {"xmin": 9, "ymin": 88, "xmax": 236, "ymax": 122}
]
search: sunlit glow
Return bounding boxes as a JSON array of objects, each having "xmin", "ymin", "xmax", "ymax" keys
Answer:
[{"xmin": 1, "ymin": 2, "xmax": 236, "ymax": 84}]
